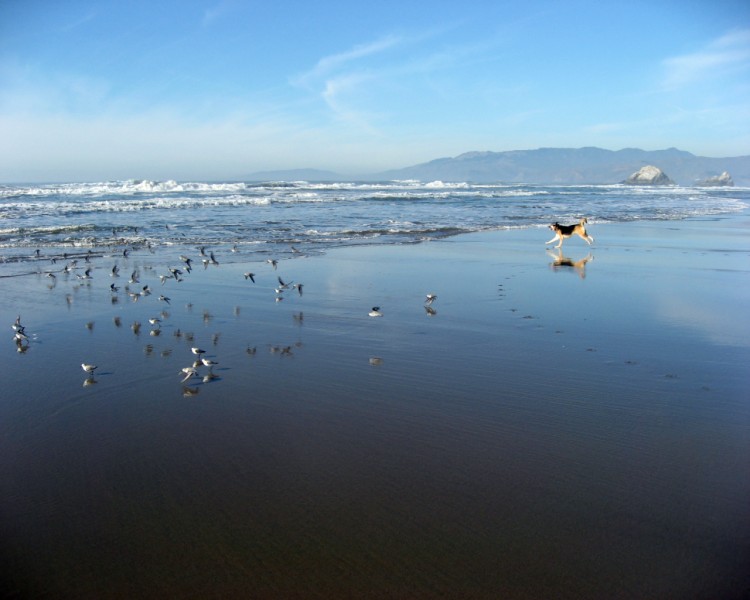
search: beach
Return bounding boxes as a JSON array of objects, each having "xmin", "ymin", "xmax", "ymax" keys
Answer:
[{"xmin": 1, "ymin": 214, "xmax": 749, "ymax": 599}]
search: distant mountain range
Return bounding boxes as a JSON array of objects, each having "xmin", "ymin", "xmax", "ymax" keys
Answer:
[{"xmin": 248, "ymin": 147, "xmax": 750, "ymax": 186}]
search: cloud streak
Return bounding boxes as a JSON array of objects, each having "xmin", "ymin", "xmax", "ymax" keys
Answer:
[{"xmin": 662, "ymin": 28, "xmax": 750, "ymax": 88}]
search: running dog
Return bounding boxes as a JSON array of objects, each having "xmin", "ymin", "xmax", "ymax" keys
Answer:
[{"xmin": 545, "ymin": 218, "xmax": 594, "ymax": 248}]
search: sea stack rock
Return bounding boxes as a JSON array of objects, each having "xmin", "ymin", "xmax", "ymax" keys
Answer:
[
  {"xmin": 623, "ymin": 165, "xmax": 675, "ymax": 185},
  {"xmin": 695, "ymin": 171, "xmax": 734, "ymax": 187}
]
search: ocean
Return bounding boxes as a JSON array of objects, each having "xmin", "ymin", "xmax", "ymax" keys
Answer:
[{"xmin": 1, "ymin": 180, "xmax": 748, "ymax": 267}]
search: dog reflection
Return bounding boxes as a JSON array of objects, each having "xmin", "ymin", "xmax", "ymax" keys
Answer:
[{"xmin": 547, "ymin": 249, "xmax": 593, "ymax": 279}]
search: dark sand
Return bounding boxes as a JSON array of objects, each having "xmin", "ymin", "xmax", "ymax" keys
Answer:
[{"xmin": 1, "ymin": 215, "xmax": 749, "ymax": 599}]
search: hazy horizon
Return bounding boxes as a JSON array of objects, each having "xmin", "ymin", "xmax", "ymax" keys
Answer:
[{"xmin": 2, "ymin": 1, "xmax": 749, "ymax": 183}]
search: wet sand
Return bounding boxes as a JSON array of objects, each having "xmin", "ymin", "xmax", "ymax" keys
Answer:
[{"xmin": 1, "ymin": 214, "xmax": 749, "ymax": 599}]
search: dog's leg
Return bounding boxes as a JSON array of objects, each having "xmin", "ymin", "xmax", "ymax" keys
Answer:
[{"xmin": 545, "ymin": 235, "xmax": 559, "ymax": 245}]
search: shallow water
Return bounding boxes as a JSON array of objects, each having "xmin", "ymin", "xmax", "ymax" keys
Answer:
[{"xmin": 1, "ymin": 216, "xmax": 749, "ymax": 598}]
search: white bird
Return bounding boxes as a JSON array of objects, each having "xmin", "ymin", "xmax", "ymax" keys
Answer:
[
  {"xmin": 191, "ymin": 347, "xmax": 206, "ymax": 356},
  {"xmin": 180, "ymin": 367, "xmax": 199, "ymax": 382},
  {"xmin": 425, "ymin": 293, "xmax": 437, "ymax": 304},
  {"xmin": 201, "ymin": 357, "xmax": 219, "ymax": 367},
  {"xmin": 244, "ymin": 272, "xmax": 256, "ymax": 282},
  {"xmin": 81, "ymin": 363, "xmax": 98, "ymax": 374},
  {"xmin": 369, "ymin": 306, "xmax": 383, "ymax": 317},
  {"xmin": 158, "ymin": 295, "xmax": 171, "ymax": 304}
]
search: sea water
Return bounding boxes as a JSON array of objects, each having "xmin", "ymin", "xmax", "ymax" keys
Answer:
[{"xmin": 1, "ymin": 180, "xmax": 748, "ymax": 264}]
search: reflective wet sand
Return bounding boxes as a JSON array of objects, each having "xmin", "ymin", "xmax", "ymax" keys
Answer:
[{"xmin": 1, "ymin": 216, "xmax": 749, "ymax": 598}]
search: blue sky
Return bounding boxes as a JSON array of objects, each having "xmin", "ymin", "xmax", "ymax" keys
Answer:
[{"xmin": 1, "ymin": 0, "xmax": 749, "ymax": 182}]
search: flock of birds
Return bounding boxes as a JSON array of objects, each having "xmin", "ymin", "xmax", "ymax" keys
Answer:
[{"xmin": 9, "ymin": 243, "xmax": 439, "ymax": 395}]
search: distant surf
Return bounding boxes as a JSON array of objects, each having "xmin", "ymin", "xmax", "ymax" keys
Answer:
[{"xmin": 1, "ymin": 180, "xmax": 748, "ymax": 261}]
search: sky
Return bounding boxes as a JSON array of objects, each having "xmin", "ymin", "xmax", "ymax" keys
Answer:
[{"xmin": 1, "ymin": 0, "xmax": 749, "ymax": 182}]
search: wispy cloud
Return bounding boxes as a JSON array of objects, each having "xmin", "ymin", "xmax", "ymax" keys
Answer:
[
  {"xmin": 292, "ymin": 34, "xmax": 403, "ymax": 89},
  {"xmin": 290, "ymin": 28, "xmax": 496, "ymax": 133},
  {"xmin": 289, "ymin": 34, "xmax": 408, "ymax": 134},
  {"xmin": 662, "ymin": 28, "xmax": 750, "ymax": 88}
]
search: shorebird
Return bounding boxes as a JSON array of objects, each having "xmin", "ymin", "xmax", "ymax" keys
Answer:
[
  {"xmin": 148, "ymin": 317, "xmax": 161, "ymax": 327},
  {"xmin": 158, "ymin": 295, "xmax": 171, "ymax": 304},
  {"xmin": 293, "ymin": 283, "xmax": 304, "ymax": 296},
  {"xmin": 209, "ymin": 251, "xmax": 219, "ymax": 266},
  {"xmin": 267, "ymin": 259, "xmax": 278, "ymax": 269},
  {"xmin": 277, "ymin": 276, "xmax": 292, "ymax": 290},
  {"xmin": 81, "ymin": 363, "xmax": 98, "ymax": 374},
  {"xmin": 76, "ymin": 267, "xmax": 93, "ymax": 280},
  {"xmin": 369, "ymin": 306, "xmax": 383, "ymax": 317},
  {"xmin": 243, "ymin": 272, "xmax": 256, "ymax": 282},
  {"xmin": 201, "ymin": 357, "xmax": 219, "ymax": 368},
  {"xmin": 180, "ymin": 367, "xmax": 199, "ymax": 382},
  {"xmin": 191, "ymin": 347, "xmax": 206, "ymax": 357},
  {"xmin": 110, "ymin": 282, "xmax": 119, "ymax": 292},
  {"xmin": 425, "ymin": 293, "xmax": 437, "ymax": 304}
]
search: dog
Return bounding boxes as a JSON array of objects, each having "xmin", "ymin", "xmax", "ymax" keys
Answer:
[{"xmin": 545, "ymin": 218, "xmax": 594, "ymax": 248}]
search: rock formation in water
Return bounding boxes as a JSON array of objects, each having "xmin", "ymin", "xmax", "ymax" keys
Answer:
[
  {"xmin": 695, "ymin": 171, "xmax": 734, "ymax": 186},
  {"xmin": 622, "ymin": 165, "xmax": 675, "ymax": 185}
]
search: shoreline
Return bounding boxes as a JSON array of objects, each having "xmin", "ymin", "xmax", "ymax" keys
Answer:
[{"xmin": 2, "ymin": 212, "xmax": 749, "ymax": 599}]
